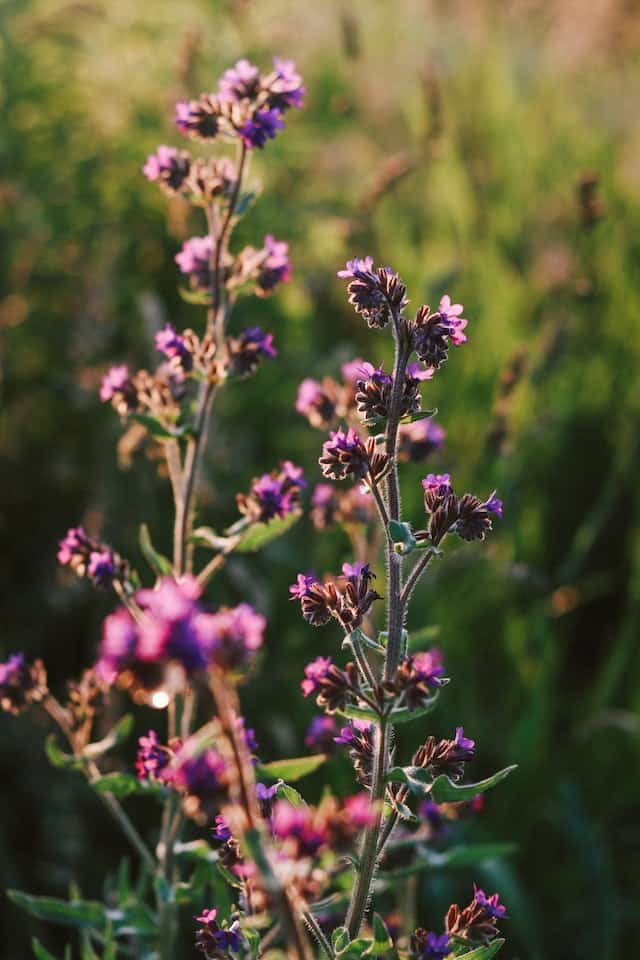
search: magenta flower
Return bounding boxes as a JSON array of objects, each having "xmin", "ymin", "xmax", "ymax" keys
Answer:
[
  {"xmin": 407, "ymin": 361, "xmax": 436, "ymax": 382},
  {"xmin": 304, "ymin": 715, "xmax": 338, "ymax": 751},
  {"xmin": 438, "ymin": 295, "xmax": 468, "ymax": 345},
  {"xmin": 142, "ymin": 145, "xmax": 191, "ymax": 193},
  {"xmin": 256, "ymin": 234, "xmax": 291, "ymax": 295},
  {"xmin": 422, "ymin": 473, "xmax": 453, "ymax": 498},
  {"xmin": 136, "ymin": 730, "xmax": 171, "ymax": 781},
  {"xmin": 412, "ymin": 649, "xmax": 445, "ymax": 687},
  {"xmin": 301, "ymin": 656, "xmax": 333, "ymax": 697},
  {"xmin": 268, "ymin": 57, "xmax": 305, "ymax": 110},
  {"xmin": 289, "ymin": 573, "xmax": 319, "ymax": 599},
  {"xmin": 175, "ymin": 236, "xmax": 213, "ymax": 289},
  {"xmin": 100, "ymin": 365, "xmax": 131, "ymax": 403},
  {"xmin": 218, "ymin": 58, "xmax": 261, "ymax": 102},
  {"xmin": 195, "ymin": 908, "xmax": 242, "ymax": 957},
  {"xmin": 95, "ymin": 608, "xmax": 138, "ymax": 683},
  {"xmin": 343, "ymin": 792, "xmax": 377, "ymax": 829},
  {"xmin": 473, "ymin": 885, "xmax": 507, "ymax": 919},
  {"xmin": 484, "ymin": 490, "xmax": 503, "ymax": 518},
  {"xmin": 155, "ymin": 324, "xmax": 192, "ymax": 370},
  {"xmin": 337, "ymin": 257, "xmax": 374, "ymax": 279},
  {"xmin": 0, "ymin": 653, "xmax": 46, "ymax": 715},
  {"xmin": 341, "ymin": 357, "xmax": 368, "ymax": 384},
  {"xmin": 196, "ymin": 603, "xmax": 266, "ymax": 671}
]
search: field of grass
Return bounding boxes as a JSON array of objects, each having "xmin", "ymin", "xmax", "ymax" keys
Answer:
[{"xmin": 1, "ymin": 1, "xmax": 640, "ymax": 956}]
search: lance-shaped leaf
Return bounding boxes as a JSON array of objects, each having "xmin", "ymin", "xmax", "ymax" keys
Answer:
[
  {"xmin": 82, "ymin": 714, "xmax": 133, "ymax": 760},
  {"xmin": 139, "ymin": 523, "xmax": 173, "ymax": 576},
  {"xmin": 388, "ymin": 693, "xmax": 441, "ymax": 725},
  {"xmin": 179, "ymin": 286, "xmax": 212, "ymax": 306},
  {"xmin": 256, "ymin": 754, "xmax": 326, "ymax": 783},
  {"xmin": 235, "ymin": 510, "xmax": 302, "ymax": 554},
  {"xmin": 365, "ymin": 915, "xmax": 393, "ymax": 956},
  {"xmin": 455, "ymin": 939, "xmax": 505, "ymax": 959},
  {"xmin": 385, "ymin": 765, "xmax": 433, "ymax": 795},
  {"xmin": 45, "ymin": 735, "xmax": 85, "ymax": 771},
  {"xmin": 276, "ymin": 782, "xmax": 307, "ymax": 807},
  {"xmin": 32, "ymin": 940, "xmax": 72, "ymax": 960},
  {"xmin": 399, "ymin": 408, "xmax": 437, "ymax": 424},
  {"xmin": 9, "ymin": 891, "xmax": 106, "ymax": 929},
  {"xmin": 130, "ymin": 413, "xmax": 186, "ymax": 440},
  {"xmin": 90, "ymin": 772, "xmax": 168, "ymax": 800},
  {"xmin": 428, "ymin": 766, "xmax": 517, "ymax": 803}
]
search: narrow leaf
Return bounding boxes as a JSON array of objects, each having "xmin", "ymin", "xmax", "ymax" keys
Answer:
[
  {"xmin": 178, "ymin": 286, "xmax": 212, "ymax": 306},
  {"xmin": 139, "ymin": 523, "xmax": 173, "ymax": 576},
  {"xmin": 456, "ymin": 939, "xmax": 505, "ymax": 959},
  {"xmin": 256, "ymin": 754, "xmax": 326, "ymax": 782},
  {"xmin": 428, "ymin": 766, "xmax": 517, "ymax": 803},
  {"xmin": 235, "ymin": 511, "xmax": 302, "ymax": 554},
  {"xmin": 45, "ymin": 735, "xmax": 84, "ymax": 771},
  {"xmin": 9, "ymin": 891, "xmax": 105, "ymax": 929},
  {"xmin": 32, "ymin": 940, "xmax": 67, "ymax": 960},
  {"xmin": 399, "ymin": 408, "xmax": 437, "ymax": 424},
  {"xmin": 276, "ymin": 783, "xmax": 307, "ymax": 807},
  {"xmin": 365, "ymin": 915, "xmax": 393, "ymax": 956},
  {"xmin": 332, "ymin": 927, "xmax": 350, "ymax": 953},
  {"xmin": 83, "ymin": 714, "xmax": 133, "ymax": 760},
  {"xmin": 130, "ymin": 413, "xmax": 183, "ymax": 440},
  {"xmin": 91, "ymin": 773, "xmax": 168, "ymax": 799}
]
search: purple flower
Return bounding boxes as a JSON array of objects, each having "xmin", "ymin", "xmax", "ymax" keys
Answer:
[
  {"xmin": 305, "ymin": 715, "xmax": 338, "ymax": 751},
  {"xmin": 161, "ymin": 738, "xmax": 227, "ymax": 808},
  {"xmin": 438, "ymin": 295, "xmax": 468, "ymax": 345},
  {"xmin": 175, "ymin": 236, "xmax": 214, "ymax": 289},
  {"xmin": 137, "ymin": 578, "xmax": 205, "ymax": 672},
  {"xmin": 227, "ymin": 326, "xmax": 277, "ymax": 377},
  {"xmin": 195, "ymin": 908, "xmax": 242, "ymax": 958},
  {"xmin": 100, "ymin": 365, "xmax": 131, "ymax": 403},
  {"xmin": 473, "ymin": 886, "xmax": 507, "ymax": 920},
  {"xmin": 58, "ymin": 526, "xmax": 122, "ymax": 587},
  {"xmin": 407, "ymin": 361, "xmax": 436, "ymax": 382},
  {"xmin": 334, "ymin": 718, "xmax": 372, "ymax": 745},
  {"xmin": 484, "ymin": 490, "xmax": 503, "ymax": 518},
  {"xmin": 256, "ymin": 234, "xmax": 291, "ymax": 295},
  {"xmin": 136, "ymin": 730, "xmax": 171, "ymax": 781},
  {"xmin": 289, "ymin": 573, "xmax": 319, "ymax": 599},
  {"xmin": 301, "ymin": 656, "xmax": 333, "ymax": 697},
  {"xmin": 418, "ymin": 932, "xmax": 451, "ymax": 960},
  {"xmin": 341, "ymin": 560, "xmax": 374, "ymax": 583},
  {"xmin": 343, "ymin": 792, "xmax": 376, "ymax": 828},
  {"xmin": 337, "ymin": 257, "xmax": 374, "ymax": 279},
  {"xmin": 87, "ymin": 550, "xmax": 116, "ymax": 586},
  {"xmin": 0, "ymin": 653, "xmax": 46, "ymax": 715},
  {"xmin": 155, "ymin": 324, "xmax": 192, "ymax": 371},
  {"xmin": 256, "ymin": 781, "xmax": 279, "ymax": 818},
  {"xmin": 95, "ymin": 608, "xmax": 138, "ymax": 683},
  {"xmin": 143, "ymin": 145, "xmax": 191, "ymax": 193},
  {"xmin": 238, "ymin": 460, "xmax": 305, "ymax": 523},
  {"xmin": 271, "ymin": 800, "xmax": 327, "ymax": 855},
  {"xmin": 196, "ymin": 603, "xmax": 266, "ymax": 671},
  {"xmin": 412, "ymin": 297, "xmax": 468, "ymax": 368},
  {"xmin": 175, "ymin": 95, "xmax": 221, "ymax": 140},
  {"xmin": 319, "ymin": 427, "xmax": 370, "ymax": 482},
  {"xmin": 341, "ymin": 357, "xmax": 369, "ymax": 384},
  {"xmin": 240, "ymin": 108, "xmax": 285, "ymax": 149},
  {"xmin": 267, "ymin": 58, "xmax": 305, "ymax": 111},
  {"xmin": 218, "ymin": 58, "xmax": 261, "ymax": 102},
  {"xmin": 212, "ymin": 815, "xmax": 232, "ymax": 842},
  {"xmin": 412, "ymin": 649, "xmax": 445, "ymax": 687},
  {"xmin": 422, "ymin": 473, "xmax": 453, "ymax": 498},
  {"xmin": 454, "ymin": 726, "xmax": 475, "ymax": 754}
]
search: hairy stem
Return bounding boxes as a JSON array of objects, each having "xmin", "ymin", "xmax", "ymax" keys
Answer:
[
  {"xmin": 345, "ymin": 719, "xmax": 388, "ymax": 938},
  {"xmin": 400, "ymin": 548, "xmax": 435, "ymax": 607}
]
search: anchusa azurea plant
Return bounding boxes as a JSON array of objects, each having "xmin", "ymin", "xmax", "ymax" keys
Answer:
[{"xmin": 5, "ymin": 56, "xmax": 514, "ymax": 960}]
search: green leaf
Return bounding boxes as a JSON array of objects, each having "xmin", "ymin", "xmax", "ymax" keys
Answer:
[
  {"xmin": 139, "ymin": 523, "xmax": 173, "ymax": 576},
  {"xmin": 389, "ymin": 694, "xmax": 441, "ymax": 725},
  {"xmin": 83, "ymin": 714, "xmax": 133, "ymax": 760},
  {"xmin": 386, "ymin": 765, "xmax": 433, "ymax": 795},
  {"xmin": 455, "ymin": 939, "xmax": 505, "ymax": 959},
  {"xmin": 9, "ymin": 891, "xmax": 105, "ymax": 929},
  {"xmin": 332, "ymin": 927, "xmax": 350, "ymax": 953},
  {"xmin": 276, "ymin": 782, "xmax": 307, "ymax": 807},
  {"xmin": 174, "ymin": 839, "xmax": 216, "ymax": 862},
  {"xmin": 235, "ymin": 510, "xmax": 302, "ymax": 553},
  {"xmin": 365, "ymin": 915, "xmax": 393, "ymax": 956},
  {"xmin": 91, "ymin": 773, "xmax": 168, "ymax": 799},
  {"xmin": 428, "ymin": 766, "xmax": 517, "ymax": 803},
  {"xmin": 399, "ymin": 408, "xmax": 437, "ymax": 424},
  {"xmin": 191, "ymin": 526, "xmax": 234, "ymax": 551},
  {"xmin": 130, "ymin": 413, "xmax": 184, "ymax": 440},
  {"xmin": 178, "ymin": 286, "xmax": 212, "ymax": 306},
  {"xmin": 234, "ymin": 190, "xmax": 257, "ymax": 217},
  {"xmin": 337, "ymin": 704, "xmax": 380, "ymax": 723},
  {"xmin": 388, "ymin": 520, "xmax": 417, "ymax": 554},
  {"xmin": 337, "ymin": 937, "xmax": 371, "ymax": 959},
  {"xmin": 32, "ymin": 940, "xmax": 71, "ymax": 960},
  {"xmin": 45, "ymin": 735, "xmax": 84, "ymax": 770},
  {"xmin": 257, "ymin": 754, "xmax": 326, "ymax": 782}
]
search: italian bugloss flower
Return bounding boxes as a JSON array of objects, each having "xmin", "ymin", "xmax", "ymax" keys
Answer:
[
  {"xmin": 136, "ymin": 730, "xmax": 172, "ymax": 780},
  {"xmin": 267, "ymin": 57, "xmax": 305, "ymax": 111},
  {"xmin": 195, "ymin": 908, "xmax": 242, "ymax": 959},
  {"xmin": 319, "ymin": 427, "xmax": 370, "ymax": 481},
  {"xmin": 337, "ymin": 258, "xmax": 408, "ymax": 328},
  {"xmin": 413, "ymin": 727, "xmax": 475, "ymax": 782},
  {"xmin": 410, "ymin": 929, "xmax": 451, "ymax": 960},
  {"xmin": 300, "ymin": 656, "xmax": 355, "ymax": 712},
  {"xmin": 57, "ymin": 526, "xmax": 126, "ymax": 587},
  {"xmin": 412, "ymin": 296, "xmax": 468, "ymax": 369},
  {"xmin": 175, "ymin": 236, "xmax": 214, "ymax": 290},
  {"xmin": 175, "ymin": 95, "xmax": 222, "ymax": 140},
  {"xmin": 155, "ymin": 324, "xmax": 193, "ymax": 373},
  {"xmin": 256, "ymin": 234, "xmax": 291, "ymax": 295},
  {"xmin": 161, "ymin": 737, "xmax": 229, "ymax": 821},
  {"xmin": 143, "ymin": 145, "xmax": 191, "ymax": 194},
  {"xmin": 218, "ymin": 58, "xmax": 261, "ymax": 102},
  {"xmin": 236, "ymin": 461, "xmax": 305, "ymax": 523},
  {"xmin": 445, "ymin": 885, "xmax": 507, "ymax": 945},
  {"xmin": 240, "ymin": 108, "xmax": 284, "ymax": 149},
  {"xmin": 196, "ymin": 603, "xmax": 266, "ymax": 671},
  {"xmin": 226, "ymin": 326, "xmax": 277, "ymax": 377},
  {"xmin": 0, "ymin": 654, "xmax": 47, "ymax": 715},
  {"xmin": 304, "ymin": 715, "xmax": 338, "ymax": 752}
]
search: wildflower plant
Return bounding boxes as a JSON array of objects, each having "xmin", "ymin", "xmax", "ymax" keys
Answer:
[{"xmin": 5, "ymin": 55, "xmax": 514, "ymax": 960}]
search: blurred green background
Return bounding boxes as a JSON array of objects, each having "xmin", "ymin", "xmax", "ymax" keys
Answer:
[{"xmin": 2, "ymin": 0, "xmax": 640, "ymax": 957}]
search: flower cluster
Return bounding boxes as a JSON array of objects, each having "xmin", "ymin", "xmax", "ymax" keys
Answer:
[
  {"xmin": 174, "ymin": 57, "xmax": 304, "ymax": 150},
  {"xmin": 299, "ymin": 656, "xmax": 359, "ymax": 712},
  {"xmin": 319, "ymin": 427, "xmax": 389, "ymax": 484},
  {"xmin": 390, "ymin": 649, "xmax": 448, "ymax": 710},
  {"xmin": 236, "ymin": 461, "xmax": 306, "ymax": 523},
  {"xmin": 419, "ymin": 474, "xmax": 503, "ymax": 546},
  {"xmin": 335, "ymin": 719, "xmax": 375, "ymax": 786},
  {"xmin": 57, "ymin": 526, "xmax": 128, "ymax": 588},
  {"xmin": 337, "ymin": 258, "xmax": 408, "ymax": 329},
  {"xmin": 412, "ymin": 727, "xmax": 476, "ymax": 781},
  {"xmin": 100, "ymin": 363, "xmax": 185, "ymax": 423},
  {"xmin": 411, "ymin": 297, "xmax": 468, "ymax": 368},
  {"xmin": 95, "ymin": 577, "xmax": 265, "ymax": 693},
  {"xmin": 445, "ymin": 885, "xmax": 507, "ymax": 945},
  {"xmin": 161, "ymin": 736, "xmax": 229, "ymax": 821},
  {"xmin": 195, "ymin": 908, "xmax": 242, "ymax": 959},
  {"xmin": 0, "ymin": 654, "xmax": 47, "ymax": 715},
  {"xmin": 290, "ymin": 562, "xmax": 382, "ymax": 631},
  {"xmin": 176, "ymin": 233, "xmax": 291, "ymax": 299}
]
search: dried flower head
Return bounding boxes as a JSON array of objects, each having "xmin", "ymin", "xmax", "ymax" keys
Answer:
[{"xmin": 0, "ymin": 654, "xmax": 47, "ymax": 715}]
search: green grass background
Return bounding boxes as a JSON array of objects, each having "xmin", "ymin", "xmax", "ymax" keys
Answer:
[{"xmin": 1, "ymin": 0, "xmax": 640, "ymax": 956}]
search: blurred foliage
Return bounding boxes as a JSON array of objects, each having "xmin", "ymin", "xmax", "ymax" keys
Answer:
[{"xmin": 1, "ymin": 0, "xmax": 640, "ymax": 956}]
